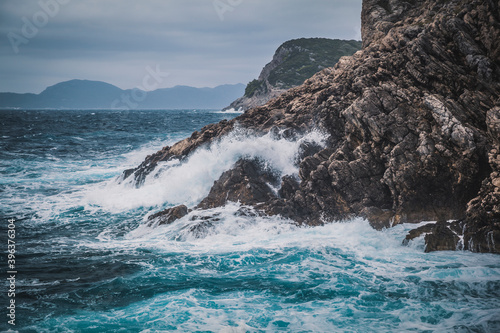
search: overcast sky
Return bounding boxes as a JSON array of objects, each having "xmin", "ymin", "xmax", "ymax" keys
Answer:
[{"xmin": 0, "ymin": 0, "xmax": 362, "ymax": 94}]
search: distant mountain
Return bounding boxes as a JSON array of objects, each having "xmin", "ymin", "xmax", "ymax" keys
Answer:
[
  {"xmin": 37, "ymin": 80, "xmax": 124, "ymax": 109},
  {"xmin": 0, "ymin": 80, "xmax": 245, "ymax": 109},
  {"xmin": 225, "ymin": 38, "xmax": 362, "ymax": 111}
]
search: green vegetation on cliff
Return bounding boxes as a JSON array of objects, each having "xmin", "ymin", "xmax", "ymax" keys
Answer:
[
  {"xmin": 244, "ymin": 79, "xmax": 266, "ymax": 97},
  {"xmin": 268, "ymin": 38, "xmax": 362, "ymax": 88},
  {"xmin": 244, "ymin": 38, "xmax": 361, "ymax": 97}
]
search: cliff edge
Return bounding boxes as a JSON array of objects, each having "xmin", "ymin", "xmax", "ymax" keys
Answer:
[
  {"xmin": 224, "ymin": 38, "xmax": 361, "ymax": 111},
  {"xmin": 126, "ymin": 0, "xmax": 500, "ymax": 253}
]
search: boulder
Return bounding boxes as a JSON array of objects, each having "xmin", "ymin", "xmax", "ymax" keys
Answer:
[{"xmin": 147, "ymin": 205, "xmax": 189, "ymax": 226}]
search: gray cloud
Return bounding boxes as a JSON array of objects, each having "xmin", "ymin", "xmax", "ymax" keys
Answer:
[{"xmin": 0, "ymin": 0, "xmax": 362, "ymax": 93}]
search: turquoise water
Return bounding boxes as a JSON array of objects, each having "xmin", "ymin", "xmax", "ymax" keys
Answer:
[{"xmin": 1, "ymin": 109, "xmax": 500, "ymax": 332}]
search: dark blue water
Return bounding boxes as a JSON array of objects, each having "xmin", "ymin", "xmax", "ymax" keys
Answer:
[{"xmin": 1, "ymin": 109, "xmax": 500, "ymax": 332}]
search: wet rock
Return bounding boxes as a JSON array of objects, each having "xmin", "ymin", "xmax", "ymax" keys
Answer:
[
  {"xmin": 197, "ymin": 159, "xmax": 280, "ymax": 209},
  {"xmin": 122, "ymin": 168, "xmax": 135, "ymax": 180},
  {"xmin": 297, "ymin": 140, "xmax": 324, "ymax": 161},
  {"xmin": 403, "ymin": 221, "xmax": 463, "ymax": 252},
  {"xmin": 147, "ymin": 205, "xmax": 189, "ymax": 226},
  {"xmin": 461, "ymin": 149, "xmax": 500, "ymax": 253},
  {"xmin": 402, "ymin": 223, "xmax": 435, "ymax": 247},
  {"xmin": 183, "ymin": 220, "xmax": 215, "ymax": 239},
  {"xmin": 278, "ymin": 175, "xmax": 300, "ymax": 200},
  {"xmin": 361, "ymin": 207, "xmax": 395, "ymax": 230},
  {"xmin": 424, "ymin": 223, "xmax": 462, "ymax": 253}
]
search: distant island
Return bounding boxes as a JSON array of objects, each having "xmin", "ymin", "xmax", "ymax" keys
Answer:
[{"xmin": 0, "ymin": 80, "xmax": 245, "ymax": 109}]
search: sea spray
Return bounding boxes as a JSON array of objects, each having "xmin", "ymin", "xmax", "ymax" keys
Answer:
[
  {"xmin": 85, "ymin": 127, "xmax": 328, "ymax": 213},
  {"xmin": 214, "ymin": 107, "xmax": 244, "ymax": 114}
]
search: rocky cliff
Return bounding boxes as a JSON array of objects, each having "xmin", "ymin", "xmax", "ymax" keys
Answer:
[
  {"xmin": 126, "ymin": 0, "xmax": 500, "ymax": 253},
  {"xmin": 224, "ymin": 38, "xmax": 361, "ymax": 111}
]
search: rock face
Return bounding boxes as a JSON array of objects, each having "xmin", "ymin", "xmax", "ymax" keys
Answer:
[
  {"xmin": 225, "ymin": 38, "xmax": 362, "ymax": 111},
  {"xmin": 197, "ymin": 159, "xmax": 280, "ymax": 210},
  {"xmin": 126, "ymin": 0, "xmax": 500, "ymax": 253}
]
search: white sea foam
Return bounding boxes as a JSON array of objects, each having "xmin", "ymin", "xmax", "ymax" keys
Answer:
[
  {"xmin": 118, "ymin": 136, "xmax": 185, "ymax": 170},
  {"xmin": 94, "ymin": 203, "xmax": 429, "ymax": 259},
  {"xmin": 118, "ymin": 208, "xmax": 499, "ymax": 283},
  {"xmin": 215, "ymin": 107, "xmax": 244, "ymax": 114},
  {"xmin": 85, "ymin": 128, "xmax": 327, "ymax": 213},
  {"xmin": 69, "ymin": 210, "xmax": 500, "ymax": 332},
  {"xmin": 2, "ymin": 137, "xmax": 177, "ymax": 224}
]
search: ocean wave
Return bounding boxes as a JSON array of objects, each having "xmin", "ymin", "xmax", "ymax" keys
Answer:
[
  {"xmin": 29, "ymin": 212, "xmax": 500, "ymax": 332},
  {"xmin": 213, "ymin": 107, "xmax": 245, "ymax": 114},
  {"xmin": 85, "ymin": 128, "xmax": 328, "ymax": 213}
]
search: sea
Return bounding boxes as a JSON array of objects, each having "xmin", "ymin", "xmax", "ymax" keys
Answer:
[{"xmin": 1, "ymin": 108, "xmax": 500, "ymax": 332}]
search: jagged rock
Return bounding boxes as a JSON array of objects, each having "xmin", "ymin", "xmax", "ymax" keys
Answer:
[
  {"xmin": 402, "ymin": 223, "xmax": 435, "ymax": 246},
  {"xmin": 461, "ymin": 149, "xmax": 500, "ymax": 253},
  {"xmin": 361, "ymin": 207, "xmax": 395, "ymax": 230},
  {"xmin": 403, "ymin": 221, "xmax": 462, "ymax": 252},
  {"xmin": 147, "ymin": 205, "xmax": 189, "ymax": 226},
  {"xmin": 278, "ymin": 175, "xmax": 300, "ymax": 200},
  {"xmin": 183, "ymin": 220, "xmax": 215, "ymax": 239},
  {"xmin": 197, "ymin": 158, "xmax": 280, "ymax": 210},
  {"xmin": 125, "ymin": 120, "xmax": 235, "ymax": 185},
  {"xmin": 178, "ymin": 207, "xmax": 262, "ymax": 239},
  {"xmin": 424, "ymin": 224, "xmax": 461, "ymax": 252},
  {"xmin": 131, "ymin": 0, "xmax": 500, "ymax": 253}
]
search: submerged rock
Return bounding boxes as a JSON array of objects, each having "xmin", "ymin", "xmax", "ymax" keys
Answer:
[{"xmin": 130, "ymin": 0, "xmax": 500, "ymax": 253}]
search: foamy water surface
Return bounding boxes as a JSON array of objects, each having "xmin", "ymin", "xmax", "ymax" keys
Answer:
[{"xmin": 1, "ymin": 109, "xmax": 499, "ymax": 332}]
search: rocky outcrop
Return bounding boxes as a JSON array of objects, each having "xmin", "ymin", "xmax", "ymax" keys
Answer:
[
  {"xmin": 225, "ymin": 38, "xmax": 361, "ymax": 111},
  {"xmin": 127, "ymin": 0, "xmax": 500, "ymax": 253},
  {"xmin": 147, "ymin": 205, "xmax": 189, "ymax": 227},
  {"xmin": 403, "ymin": 221, "xmax": 463, "ymax": 252},
  {"xmin": 461, "ymin": 146, "xmax": 500, "ymax": 252},
  {"xmin": 197, "ymin": 159, "xmax": 279, "ymax": 210}
]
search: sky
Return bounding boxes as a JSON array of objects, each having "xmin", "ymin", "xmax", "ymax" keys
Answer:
[{"xmin": 0, "ymin": 0, "xmax": 362, "ymax": 94}]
